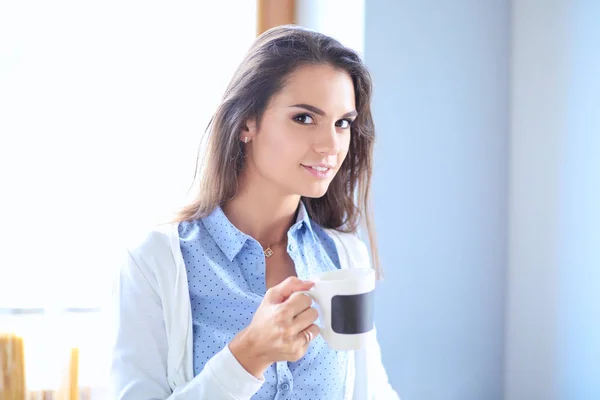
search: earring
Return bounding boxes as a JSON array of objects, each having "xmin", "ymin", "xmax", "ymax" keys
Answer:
[{"xmin": 243, "ymin": 136, "xmax": 249, "ymax": 143}]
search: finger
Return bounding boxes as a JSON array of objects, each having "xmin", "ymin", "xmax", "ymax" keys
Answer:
[
  {"xmin": 291, "ymin": 306, "xmax": 319, "ymax": 333},
  {"xmin": 266, "ymin": 277, "xmax": 314, "ymax": 303},
  {"xmin": 297, "ymin": 324, "xmax": 320, "ymax": 346},
  {"xmin": 307, "ymin": 324, "xmax": 320, "ymax": 338},
  {"xmin": 284, "ymin": 292, "xmax": 314, "ymax": 317}
]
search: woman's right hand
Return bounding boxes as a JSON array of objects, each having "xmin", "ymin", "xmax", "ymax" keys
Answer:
[{"xmin": 229, "ymin": 276, "xmax": 320, "ymax": 378}]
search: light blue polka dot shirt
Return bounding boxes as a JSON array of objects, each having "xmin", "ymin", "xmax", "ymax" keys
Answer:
[{"xmin": 178, "ymin": 202, "xmax": 349, "ymax": 399}]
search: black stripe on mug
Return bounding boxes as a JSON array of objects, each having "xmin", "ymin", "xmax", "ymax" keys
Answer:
[{"xmin": 330, "ymin": 290, "xmax": 374, "ymax": 334}]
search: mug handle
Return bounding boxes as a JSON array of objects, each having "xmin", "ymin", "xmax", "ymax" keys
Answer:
[{"xmin": 297, "ymin": 290, "xmax": 324, "ymax": 330}]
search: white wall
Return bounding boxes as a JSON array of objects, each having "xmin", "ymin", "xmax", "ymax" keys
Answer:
[
  {"xmin": 507, "ymin": 1, "xmax": 600, "ymax": 399},
  {"xmin": 557, "ymin": 3, "xmax": 600, "ymax": 396},
  {"xmin": 295, "ymin": 0, "xmax": 365, "ymax": 54}
]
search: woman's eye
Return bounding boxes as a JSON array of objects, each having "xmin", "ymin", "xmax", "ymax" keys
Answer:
[
  {"xmin": 336, "ymin": 119, "xmax": 353, "ymax": 129},
  {"xmin": 293, "ymin": 114, "xmax": 314, "ymax": 124}
]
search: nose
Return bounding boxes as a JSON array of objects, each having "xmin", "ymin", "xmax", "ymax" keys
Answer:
[{"xmin": 313, "ymin": 124, "xmax": 340, "ymax": 156}]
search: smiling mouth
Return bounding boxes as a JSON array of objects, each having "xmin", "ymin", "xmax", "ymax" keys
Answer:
[{"xmin": 301, "ymin": 164, "xmax": 334, "ymax": 178}]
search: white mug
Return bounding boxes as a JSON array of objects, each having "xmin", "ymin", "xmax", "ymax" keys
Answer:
[{"xmin": 302, "ymin": 268, "xmax": 376, "ymax": 351}]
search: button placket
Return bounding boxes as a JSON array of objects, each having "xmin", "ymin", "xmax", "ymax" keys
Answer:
[{"xmin": 275, "ymin": 361, "xmax": 293, "ymax": 399}]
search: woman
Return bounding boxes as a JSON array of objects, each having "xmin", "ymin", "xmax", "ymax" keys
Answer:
[{"xmin": 110, "ymin": 25, "xmax": 399, "ymax": 399}]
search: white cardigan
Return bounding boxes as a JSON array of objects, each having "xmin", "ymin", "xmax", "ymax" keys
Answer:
[{"xmin": 110, "ymin": 222, "xmax": 399, "ymax": 400}]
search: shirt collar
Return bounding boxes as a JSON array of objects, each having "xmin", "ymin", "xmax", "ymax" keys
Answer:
[
  {"xmin": 291, "ymin": 200, "xmax": 314, "ymax": 236},
  {"xmin": 201, "ymin": 201, "xmax": 315, "ymax": 262},
  {"xmin": 201, "ymin": 206, "xmax": 250, "ymax": 262}
]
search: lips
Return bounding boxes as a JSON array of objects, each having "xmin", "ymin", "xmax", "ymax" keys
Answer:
[{"xmin": 301, "ymin": 164, "xmax": 335, "ymax": 178}]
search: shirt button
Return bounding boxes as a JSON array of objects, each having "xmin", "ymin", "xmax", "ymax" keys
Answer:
[
  {"xmin": 288, "ymin": 243, "xmax": 295, "ymax": 252},
  {"xmin": 280, "ymin": 382, "xmax": 290, "ymax": 391}
]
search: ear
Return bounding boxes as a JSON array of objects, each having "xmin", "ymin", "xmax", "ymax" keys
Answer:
[{"xmin": 240, "ymin": 118, "xmax": 257, "ymax": 143}]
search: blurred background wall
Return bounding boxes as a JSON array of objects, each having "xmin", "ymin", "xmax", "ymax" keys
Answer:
[
  {"xmin": 507, "ymin": 1, "xmax": 600, "ymax": 399},
  {"xmin": 365, "ymin": 1, "xmax": 509, "ymax": 399}
]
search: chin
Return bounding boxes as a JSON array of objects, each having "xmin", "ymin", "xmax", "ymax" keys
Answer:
[{"xmin": 298, "ymin": 183, "xmax": 330, "ymax": 199}]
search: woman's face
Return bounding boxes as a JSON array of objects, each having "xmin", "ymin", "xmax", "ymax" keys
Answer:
[{"xmin": 244, "ymin": 64, "xmax": 356, "ymax": 199}]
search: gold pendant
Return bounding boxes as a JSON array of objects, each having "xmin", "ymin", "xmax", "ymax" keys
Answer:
[{"xmin": 264, "ymin": 247, "xmax": 274, "ymax": 258}]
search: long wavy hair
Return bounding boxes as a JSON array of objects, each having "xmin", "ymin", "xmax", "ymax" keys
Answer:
[{"xmin": 175, "ymin": 25, "xmax": 381, "ymax": 276}]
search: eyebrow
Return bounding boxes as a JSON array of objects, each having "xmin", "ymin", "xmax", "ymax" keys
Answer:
[{"xmin": 289, "ymin": 103, "xmax": 358, "ymax": 119}]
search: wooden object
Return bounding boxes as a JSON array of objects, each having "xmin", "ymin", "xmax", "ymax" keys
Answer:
[
  {"xmin": 0, "ymin": 333, "xmax": 27, "ymax": 400},
  {"xmin": 256, "ymin": 0, "xmax": 295, "ymax": 36}
]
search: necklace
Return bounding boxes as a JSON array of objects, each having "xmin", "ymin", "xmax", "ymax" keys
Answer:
[{"xmin": 261, "ymin": 237, "xmax": 287, "ymax": 258}]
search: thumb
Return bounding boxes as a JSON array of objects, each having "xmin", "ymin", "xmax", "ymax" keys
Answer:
[{"xmin": 266, "ymin": 276, "xmax": 314, "ymax": 303}]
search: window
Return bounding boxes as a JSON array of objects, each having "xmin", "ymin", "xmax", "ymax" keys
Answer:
[
  {"xmin": 0, "ymin": 2, "xmax": 256, "ymax": 395},
  {"xmin": 0, "ymin": 1, "xmax": 257, "ymax": 309}
]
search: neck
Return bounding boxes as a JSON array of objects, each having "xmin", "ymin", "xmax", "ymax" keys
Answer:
[{"xmin": 222, "ymin": 168, "xmax": 300, "ymax": 247}]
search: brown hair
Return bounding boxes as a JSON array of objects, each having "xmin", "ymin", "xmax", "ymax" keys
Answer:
[{"xmin": 176, "ymin": 25, "xmax": 381, "ymax": 277}]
